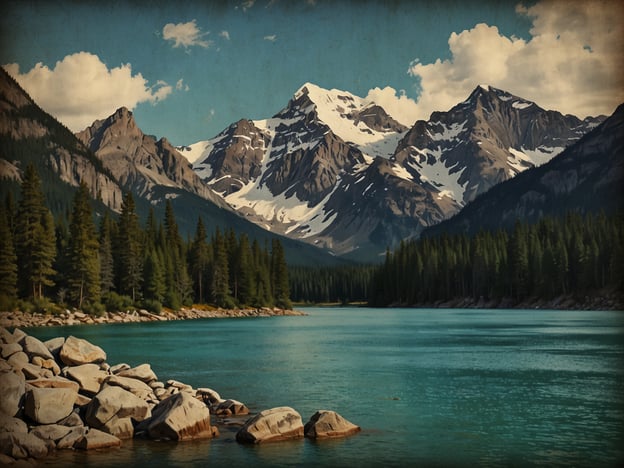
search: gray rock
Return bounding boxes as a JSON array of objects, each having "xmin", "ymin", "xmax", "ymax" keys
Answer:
[
  {"xmin": 24, "ymin": 387, "xmax": 76, "ymax": 424},
  {"xmin": 74, "ymin": 428, "xmax": 121, "ymax": 450},
  {"xmin": 117, "ymin": 363, "xmax": 158, "ymax": 383},
  {"xmin": 20, "ymin": 336, "xmax": 54, "ymax": 361},
  {"xmin": 85, "ymin": 386, "xmax": 151, "ymax": 439},
  {"xmin": 56, "ymin": 426, "xmax": 87, "ymax": 449},
  {"xmin": 59, "ymin": 336, "xmax": 106, "ymax": 366},
  {"xmin": 30, "ymin": 424, "xmax": 73, "ymax": 442},
  {"xmin": 102, "ymin": 375, "xmax": 155, "ymax": 400},
  {"xmin": 63, "ymin": 363, "xmax": 107, "ymax": 396},
  {"xmin": 141, "ymin": 392, "xmax": 218, "ymax": 441},
  {"xmin": 236, "ymin": 407, "xmax": 304, "ymax": 444},
  {"xmin": 0, "ymin": 432, "xmax": 48, "ymax": 459},
  {"xmin": 303, "ymin": 410, "xmax": 360, "ymax": 439},
  {"xmin": 7, "ymin": 351, "xmax": 28, "ymax": 371},
  {"xmin": 58, "ymin": 410, "xmax": 84, "ymax": 427},
  {"xmin": 0, "ymin": 414, "xmax": 27, "ymax": 433},
  {"xmin": 43, "ymin": 337, "xmax": 65, "ymax": 357},
  {"xmin": 0, "ymin": 371, "xmax": 25, "ymax": 417},
  {"xmin": 0, "ymin": 342, "xmax": 22, "ymax": 359},
  {"xmin": 213, "ymin": 399, "xmax": 249, "ymax": 416}
]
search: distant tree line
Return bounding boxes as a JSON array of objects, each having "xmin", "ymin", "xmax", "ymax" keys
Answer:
[
  {"xmin": 369, "ymin": 212, "xmax": 624, "ymax": 306},
  {"xmin": 289, "ymin": 265, "xmax": 376, "ymax": 304},
  {"xmin": 0, "ymin": 164, "xmax": 291, "ymax": 314}
]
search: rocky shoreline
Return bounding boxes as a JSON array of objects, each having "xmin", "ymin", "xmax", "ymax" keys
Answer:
[
  {"xmin": 0, "ymin": 326, "xmax": 360, "ymax": 465},
  {"xmin": 0, "ymin": 306, "xmax": 306, "ymax": 330}
]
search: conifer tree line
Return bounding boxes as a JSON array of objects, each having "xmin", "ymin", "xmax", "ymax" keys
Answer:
[
  {"xmin": 369, "ymin": 212, "xmax": 624, "ymax": 307},
  {"xmin": 0, "ymin": 164, "xmax": 292, "ymax": 313},
  {"xmin": 289, "ymin": 265, "xmax": 376, "ymax": 304}
]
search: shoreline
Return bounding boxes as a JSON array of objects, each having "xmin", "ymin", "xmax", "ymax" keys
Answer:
[{"xmin": 0, "ymin": 307, "xmax": 306, "ymax": 329}]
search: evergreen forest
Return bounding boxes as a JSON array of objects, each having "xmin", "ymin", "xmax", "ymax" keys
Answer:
[
  {"xmin": 0, "ymin": 164, "xmax": 292, "ymax": 314},
  {"xmin": 369, "ymin": 212, "xmax": 624, "ymax": 307}
]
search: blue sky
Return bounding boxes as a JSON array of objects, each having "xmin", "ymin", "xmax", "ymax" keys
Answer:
[{"xmin": 2, "ymin": 0, "xmax": 622, "ymax": 147}]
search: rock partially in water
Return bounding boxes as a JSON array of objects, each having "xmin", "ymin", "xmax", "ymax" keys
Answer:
[
  {"xmin": 213, "ymin": 399, "xmax": 249, "ymax": 416},
  {"xmin": 140, "ymin": 392, "xmax": 218, "ymax": 441},
  {"xmin": 74, "ymin": 428, "xmax": 121, "ymax": 450},
  {"xmin": 304, "ymin": 410, "xmax": 360, "ymax": 439},
  {"xmin": 236, "ymin": 406, "xmax": 304, "ymax": 444}
]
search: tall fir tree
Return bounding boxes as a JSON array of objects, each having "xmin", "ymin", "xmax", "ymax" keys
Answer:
[
  {"xmin": 211, "ymin": 227, "xmax": 230, "ymax": 307},
  {"xmin": 67, "ymin": 182, "xmax": 100, "ymax": 308},
  {"xmin": 0, "ymin": 206, "xmax": 18, "ymax": 303},
  {"xmin": 189, "ymin": 217, "xmax": 210, "ymax": 304},
  {"xmin": 15, "ymin": 164, "xmax": 56, "ymax": 299},
  {"xmin": 116, "ymin": 192, "xmax": 142, "ymax": 302},
  {"xmin": 98, "ymin": 212, "xmax": 115, "ymax": 294},
  {"xmin": 271, "ymin": 238, "xmax": 291, "ymax": 309}
]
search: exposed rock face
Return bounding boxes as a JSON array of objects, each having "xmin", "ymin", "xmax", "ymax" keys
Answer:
[
  {"xmin": 236, "ymin": 406, "xmax": 304, "ymax": 444},
  {"xmin": 76, "ymin": 107, "xmax": 226, "ymax": 208},
  {"xmin": 0, "ymin": 67, "xmax": 125, "ymax": 211},
  {"xmin": 140, "ymin": 392, "xmax": 218, "ymax": 441},
  {"xmin": 0, "ymin": 432, "xmax": 49, "ymax": 459},
  {"xmin": 116, "ymin": 363, "xmax": 158, "ymax": 384},
  {"xmin": 24, "ymin": 387, "xmax": 77, "ymax": 424},
  {"xmin": 304, "ymin": 410, "xmax": 360, "ymax": 439},
  {"xmin": 213, "ymin": 399, "xmax": 249, "ymax": 416},
  {"xmin": 424, "ymin": 102, "xmax": 624, "ymax": 237},
  {"xmin": 59, "ymin": 336, "xmax": 107, "ymax": 366}
]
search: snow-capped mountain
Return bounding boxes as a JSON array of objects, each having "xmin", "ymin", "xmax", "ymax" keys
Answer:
[
  {"xmin": 392, "ymin": 84, "xmax": 604, "ymax": 204},
  {"xmin": 181, "ymin": 83, "xmax": 603, "ymax": 258}
]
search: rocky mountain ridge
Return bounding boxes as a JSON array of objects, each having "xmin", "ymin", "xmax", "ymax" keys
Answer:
[{"xmin": 181, "ymin": 82, "xmax": 604, "ymax": 258}]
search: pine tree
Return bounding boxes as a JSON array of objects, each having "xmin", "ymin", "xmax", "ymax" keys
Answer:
[
  {"xmin": 116, "ymin": 192, "xmax": 142, "ymax": 302},
  {"xmin": 98, "ymin": 212, "xmax": 115, "ymax": 294},
  {"xmin": 271, "ymin": 238, "xmax": 291, "ymax": 309},
  {"xmin": 0, "ymin": 206, "xmax": 18, "ymax": 303},
  {"xmin": 189, "ymin": 217, "xmax": 209, "ymax": 304},
  {"xmin": 67, "ymin": 182, "xmax": 101, "ymax": 308},
  {"xmin": 15, "ymin": 164, "xmax": 56, "ymax": 299},
  {"xmin": 211, "ymin": 227, "xmax": 230, "ymax": 307},
  {"xmin": 143, "ymin": 249, "xmax": 165, "ymax": 304}
]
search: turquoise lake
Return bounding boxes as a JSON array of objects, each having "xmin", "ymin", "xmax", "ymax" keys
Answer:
[{"xmin": 26, "ymin": 307, "xmax": 624, "ymax": 467}]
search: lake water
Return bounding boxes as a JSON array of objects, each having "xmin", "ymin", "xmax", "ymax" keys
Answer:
[{"xmin": 27, "ymin": 308, "xmax": 624, "ymax": 467}]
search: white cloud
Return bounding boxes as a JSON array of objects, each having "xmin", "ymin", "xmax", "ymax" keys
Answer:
[
  {"xmin": 163, "ymin": 19, "xmax": 211, "ymax": 49},
  {"xmin": 219, "ymin": 30, "xmax": 230, "ymax": 40},
  {"xmin": 264, "ymin": 34, "xmax": 277, "ymax": 42},
  {"xmin": 3, "ymin": 52, "xmax": 173, "ymax": 131},
  {"xmin": 364, "ymin": 87, "xmax": 420, "ymax": 127},
  {"xmin": 408, "ymin": 0, "xmax": 624, "ymax": 119},
  {"xmin": 176, "ymin": 78, "xmax": 190, "ymax": 91}
]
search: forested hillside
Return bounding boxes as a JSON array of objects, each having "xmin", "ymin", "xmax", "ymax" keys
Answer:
[
  {"xmin": 369, "ymin": 212, "xmax": 624, "ymax": 307},
  {"xmin": 0, "ymin": 164, "xmax": 291, "ymax": 314}
]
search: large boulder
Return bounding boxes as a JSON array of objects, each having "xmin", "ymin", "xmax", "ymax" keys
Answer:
[
  {"xmin": 30, "ymin": 424, "xmax": 73, "ymax": 443},
  {"xmin": 74, "ymin": 428, "xmax": 121, "ymax": 450},
  {"xmin": 59, "ymin": 336, "xmax": 106, "ymax": 366},
  {"xmin": 20, "ymin": 335, "xmax": 54, "ymax": 361},
  {"xmin": 0, "ymin": 342, "xmax": 22, "ymax": 359},
  {"xmin": 43, "ymin": 337, "xmax": 65, "ymax": 358},
  {"xmin": 0, "ymin": 414, "xmax": 27, "ymax": 433},
  {"xmin": 304, "ymin": 410, "xmax": 361, "ymax": 439},
  {"xmin": 27, "ymin": 376, "xmax": 80, "ymax": 392},
  {"xmin": 63, "ymin": 363, "xmax": 107, "ymax": 395},
  {"xmin": 116, "ymin": 363, "xmax": 158, "ymax": 383},
  {"xmin": 102, "ymin": 374, "xmax": 155, "ymax": 400},
  {"xmin": 24, "ymin": 387, "xmax": 77, "ymax": 424},
  {"xmin": 0, "ymin": 371, "xmax": 25, "ymax": 417},
  {"xmin": 140, "ymin": 392, "xmax": 218, "ymax": 441},
  {"xmin": 236, "ymin": 407, "xmax": 304, "ymax": 444},
  {"xmin": 84, "ymin": 386, "xmax": 152, "ymax": 439},
  {"xmin": 0, "ymin": 432, "xmax": 49, "ymax": 459}
]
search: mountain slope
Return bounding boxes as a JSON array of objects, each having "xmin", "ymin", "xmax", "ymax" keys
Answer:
[
  {"xmin": 182, "ymin": 83, "xmax": 602, "ymax": 259},
  {"xmin": 423, "ymin": 103, "xmax": 624, "ymax": 237},
  {"xmin": 0, "ymin": 67, "xmax": 124, "ymax": 211}
]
